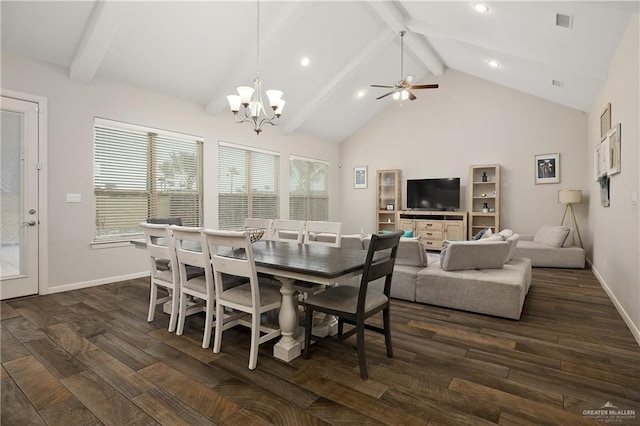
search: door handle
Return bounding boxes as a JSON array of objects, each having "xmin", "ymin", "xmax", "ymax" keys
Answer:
[{"xmin": 24, "ymin": 220, "xmax": 36, "ymax": 226}]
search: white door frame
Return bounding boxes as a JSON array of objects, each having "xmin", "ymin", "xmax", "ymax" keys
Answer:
[{"xmin": 1, "ymin": 89, "xmax": 49, "ymax": 297}]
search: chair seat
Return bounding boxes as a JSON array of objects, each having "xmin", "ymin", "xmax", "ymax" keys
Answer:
[
  {"xmin": 220, "ymin": 283, "xmax": 281, "ymax": 307},
  {"xmin": 305, "ymin": 285, "xmax": 388, "ymax": 315}
]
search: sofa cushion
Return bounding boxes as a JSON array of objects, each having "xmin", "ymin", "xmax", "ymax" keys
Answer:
[
  {"xmin": 533, "ymin": 225, "xmax": 570, "ymax": 248},
  {"xmin": 481, "ymin": 228, "xmax": 494, "ymax": 238},
  {"xmin": 364, "ymin": 236, "xmax": 428, "ymax": 267},
  {"xmin": 514, "ymin": 240, "xmax": 585, "ymax": 268},
  {"xmin": 440, "ymin": 240, "xmax": 509, "ymax": 271},
  {"xmin": 340, "ymin": 234, "xmax": 365, "ymax": 250},
  {"xmin": 416, "ymin": 259, "xmax": 530, "ymax": 320}
]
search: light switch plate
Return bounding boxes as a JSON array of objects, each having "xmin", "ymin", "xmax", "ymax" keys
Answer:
[
  {"xmin": 66, "ymin": 193, "xmax": 81, "ymax": 203},
  {"xmin": 632, "ymin": 191, "xmax": 638, "ymax": 205}
]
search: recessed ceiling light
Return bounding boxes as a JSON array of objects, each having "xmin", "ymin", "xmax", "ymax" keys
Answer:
[
  {"xmin": 300, "ymin": 57, "xmax": 310, "ymax": 67},
  {"xmin": 356, "ymin": 89, "xmax": 366, "ymax": 99},
  {"xmin": 473, "ymin": 3, "xmax": 489, "ymax": 13},
  {"xmin": 487, "ymin": 59, "xmax": 500, "ymax": 68}
]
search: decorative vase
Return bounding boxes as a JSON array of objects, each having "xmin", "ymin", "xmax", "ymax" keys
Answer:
[{"xmin": 481, "ymin": 172, "xmax": 487, "ymax": 182}]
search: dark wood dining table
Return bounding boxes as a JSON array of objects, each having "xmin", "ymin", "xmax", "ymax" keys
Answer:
[{"xmin": 132, "ymin": 238, "xmax": 368, "ymax": 362}]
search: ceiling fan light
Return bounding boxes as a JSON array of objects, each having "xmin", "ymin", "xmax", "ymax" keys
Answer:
[
  {"xmin": 237, "ymin": 86, "xmax": 254, "ymax": 105},
  {"xmin": 227, "ymin": 95, "xmax": 241, "ymax": 113},
  {"xmin": 401, "ymin": 89, "xmax": 409, "ymax": 101},
  {"xmin": 392, "ymin": 91, "xmax": 401, "ymax": 100}
]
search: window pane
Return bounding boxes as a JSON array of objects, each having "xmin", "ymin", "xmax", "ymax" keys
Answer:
[
  {"xmin": 219, "ymin": 144, "xmax": 279, "ymax": 230},
  {"xmin": 289, "ymin": 157, "xmax": 328, "ymax": 221},
  {"xmin": 94, "ymin": 120, "xmax": 203, "ymax": 242}
]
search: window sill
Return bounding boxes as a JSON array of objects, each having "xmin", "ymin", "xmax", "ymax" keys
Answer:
[{"xmin": 90, "ymin": 241, "xmax": 138, "ymax": 250}]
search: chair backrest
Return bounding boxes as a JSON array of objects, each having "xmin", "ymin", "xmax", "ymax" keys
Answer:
[
  {"xmin": 170, "ymin": 225, "xmax": 212, "ymax": 290},
  {"xmin": 147, "ymin": 217, "xmax": 183, "ymax": 226},
  {"xmin": 272, "ymin": 219, "xmax": 305, "ymax": 243},
  {"xmin": 304, "ymin": 221, "xmax": 342, "ymax": 247},
  {"xmin": 244, "ymin": 218, "xmax": 274, "ymax": 240},
  {"xmin": 357, "ymin": 231, "xmax": 402, "ymax": 312},
  {"xmin": 140, "ymin": 222, "xmax": 178, "ymax": 281},
  {"xmin": 203, "ymin": 229, "xmax": 260, "ymax": 307}
]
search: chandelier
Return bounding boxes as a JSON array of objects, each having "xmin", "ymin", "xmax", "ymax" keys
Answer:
[{"xmin": 227, "ymin": 1, "xmax": 285, "ymax": 135}]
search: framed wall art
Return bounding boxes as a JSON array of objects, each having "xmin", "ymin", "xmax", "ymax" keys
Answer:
[
  {"xmin": 354, "ymin": 166, "xmax": 367, "ymax": 189},
  {"xmin": 600, "ymin": 103, "xmax": 611, "ymax": 138},
  {"xmin": 534, "ymin": 153, "xmax": 560, "ymax": 184},
  {"xmin": 606, "ymin": 122, "xmax": 621, "ymax": 176}
]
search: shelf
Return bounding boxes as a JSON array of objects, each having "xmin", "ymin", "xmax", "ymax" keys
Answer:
[
  {"xmin": 472, "ymin": 181, "xmax": 496, "ymax": 184},
  {"xmin": 471, "ymin": 212, "xmax": 496, "ymax": 216},
  {"xmin": 473, "ymin": 196, "xmax": 496, "ymax": 200}
]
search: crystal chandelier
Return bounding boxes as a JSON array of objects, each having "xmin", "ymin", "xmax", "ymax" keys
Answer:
[{"xmin": 227, "ymin": 1, "xmax": 285, "ymax": 135}]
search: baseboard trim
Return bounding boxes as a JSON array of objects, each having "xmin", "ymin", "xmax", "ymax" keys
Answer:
[
  {"xmin": 47, "ymin": 271, "xmax": 149, "ymax": 294},
  {"xmin": 589, "ymin": 259, "xmax": 640, "ymax": 346}
]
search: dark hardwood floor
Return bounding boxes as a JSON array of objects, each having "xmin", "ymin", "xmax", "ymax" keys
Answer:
[{"xmin": 2, "ymin": 267, "xmax": 639, "ymax": 425}]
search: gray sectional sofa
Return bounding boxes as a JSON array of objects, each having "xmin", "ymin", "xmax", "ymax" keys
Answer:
[
  {"xmin": 514, "ymin": 228, "xmax": 585, "ymax": 268},
  {"xmin": 339, "ymin": 233, "xmax": 531, "ymax": 320}
]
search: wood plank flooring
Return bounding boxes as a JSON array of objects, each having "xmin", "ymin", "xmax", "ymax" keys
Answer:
[{"xmin": 2, "ymin": 267, "xmax": 639, "ymax": 425}]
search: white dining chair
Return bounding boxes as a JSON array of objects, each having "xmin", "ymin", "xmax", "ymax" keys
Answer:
[
  {"xmin": 170, "ymin": 225, "xmax": 215, "ymax": 348},
  {"xmin": 244, "ymin": 218, "xmax": 274, "ymax": 241},
  {"xmin": 140, "ymin": 222, "xmax": 180, "ymax": 332},
  {"xmin": 203, "ymin": 229, "xmax": 282, "ymax": 370},
  {"xmin": 272, "ymin": 219, "xmax": 305, "ymax": 243},
  {"xmin": 304, "ymin": 221, "xmax": 342, "ymax": 248}
]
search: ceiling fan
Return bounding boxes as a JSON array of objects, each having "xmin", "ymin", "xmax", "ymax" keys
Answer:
[{"xmin": 370, "ymin": 31, "xmax": 438, "ymax": 101}]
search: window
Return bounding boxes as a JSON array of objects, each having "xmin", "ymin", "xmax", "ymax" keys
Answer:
[
  {"xmin": 289, "ymin": 156, "xmax": 329, "ymax": 221},
  {"xmin": 94, "ymin": 118, "xmax": 203, "ymax": 242},
  {"xmin": 218, "ymin": 142, "xmax": 279, "ymax": 230}
]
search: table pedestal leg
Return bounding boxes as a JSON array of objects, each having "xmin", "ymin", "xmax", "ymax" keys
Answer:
[{"xmin": 273, "ymin": 276, "xmax": 302, "ymax": 361}]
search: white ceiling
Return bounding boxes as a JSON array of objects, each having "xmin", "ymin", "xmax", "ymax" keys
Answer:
[{"xmin": 2, "ymin": 1, "xmax": 637, "ymax": 143}]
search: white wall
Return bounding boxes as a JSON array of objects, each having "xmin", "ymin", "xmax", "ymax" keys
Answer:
[
  {"xmin": 587, "ymin": 15, "xmax": 640, "ymax": 343},
  {"xmin": 339, "ymin": 68, "xmax": 588, "ymax": 235},
  {"xmin": 1, "ymin": 51, "xmax": 341, "ymax": 293}
]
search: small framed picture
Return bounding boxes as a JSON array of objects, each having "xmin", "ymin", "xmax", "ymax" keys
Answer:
[
  {"xmin": 535, "ymin": 153, "xmax": 560, "ymax": 184},
  {"xmin": 386, "ymin": 204, "xmax": 394, "ymax": 210},
  {"xmin": 354, "ymin": 166, "xmax": 367, "ymax": 189},
  {"xmin": 600, "ymin": 103, "xmax": 611, "ymax": 138}
]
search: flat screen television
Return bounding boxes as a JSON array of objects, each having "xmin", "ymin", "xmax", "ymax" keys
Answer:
[{"xmin": 406, "ymin": 178, "xmax": 460, "ymax": 211}]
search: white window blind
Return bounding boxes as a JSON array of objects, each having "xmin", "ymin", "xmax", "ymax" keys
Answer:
[
  {"xmin": 289, "ymin": 156, "xmax": 329, "ymax": 221},
  {"xmin": 218, "ymin": 143, "xmax": 279, "ymax": 230},
  {"xmin": 94, "ymin": 119, "xmax": 203, "ymax": 242}
]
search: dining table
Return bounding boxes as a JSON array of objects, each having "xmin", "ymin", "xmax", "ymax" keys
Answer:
[{"xmin": 132, "ymin": 238, "xmax": 368, "ymax": 362}]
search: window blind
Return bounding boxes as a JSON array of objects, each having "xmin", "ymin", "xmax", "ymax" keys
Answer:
[
  {"xmin": 218, "ymin": 143, "xmax": 279, "ymax": 230},
  {"xmin": 289, "ymin": 157, "xmax": 329, "ymax": 221},
  {"xmin": 94, "ymin": 120, "xmax": 203, "ymax": 242}
]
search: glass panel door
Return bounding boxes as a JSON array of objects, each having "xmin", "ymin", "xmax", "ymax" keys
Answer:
[{"xmin": 1, "ymin": 96, "xmax": 39, "ymax": 299}]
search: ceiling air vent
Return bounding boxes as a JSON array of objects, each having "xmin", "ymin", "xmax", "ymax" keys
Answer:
[
  {"xmin": 556, "ymin": 13, "xmax": 573, "ymax": 29},
  {"xmin": 552, "ymin": 80, "xmax": 564, "ymax": 88}
]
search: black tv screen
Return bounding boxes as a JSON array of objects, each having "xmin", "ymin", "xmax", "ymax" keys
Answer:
[{"xmin": 407, "ymin": 178, "xmax": 460, "ymax": 211}]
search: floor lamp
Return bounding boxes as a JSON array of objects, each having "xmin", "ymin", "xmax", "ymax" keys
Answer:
[{"xmin": 558, "ymin": 189, "xmax": 583, "ymax": 248}]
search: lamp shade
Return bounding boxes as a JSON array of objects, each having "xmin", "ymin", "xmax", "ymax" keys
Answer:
[{"xmin": 558, "ymin": 189, "xmax": 582, "ymax": 204}]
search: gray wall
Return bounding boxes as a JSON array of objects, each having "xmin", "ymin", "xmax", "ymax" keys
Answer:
[
  {"xmin": 586, "ymin": 16, "xmax": 639, "ymax": 343},
  {"xmin": 1, "ymin": 51, "xmax": 341, "ymax": 293}
]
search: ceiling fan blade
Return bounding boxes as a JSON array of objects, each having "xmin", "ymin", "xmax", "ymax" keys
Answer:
[
  {"xmin": 370, "ymin": 84, "xmax": 395, "ymax": 88},
  {"xmin": 408, "ymin": 91, "xmax": 417, "ymax": 101},
  {"xmin": 409, "ymin": 84, "xmax": 439, "ymax": 90},
  {"xmin": 376, "ymin": 91, "xmax": 395, "ymax": 100}
]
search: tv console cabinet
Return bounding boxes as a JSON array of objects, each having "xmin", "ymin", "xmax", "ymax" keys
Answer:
[{"xmin": 397, "ymin": 210, "xmax": 468, "ymax": 251}]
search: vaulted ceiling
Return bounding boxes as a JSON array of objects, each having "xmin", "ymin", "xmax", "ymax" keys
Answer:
[{"xmin": 2, "ymin": 1, "xmax": 637, "ymax": 143}]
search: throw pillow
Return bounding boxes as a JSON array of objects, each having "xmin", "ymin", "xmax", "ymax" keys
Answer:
[
  {"xmin": 533, "ymin": 225, "xmax": 570, "ymax": 248},
  {"xmin": 402, "ymin": 229, "xmax": 414, "ymax": 238},
  {"xmin": 472, "ymin": 228, "xmax": 487, "ymax": 240},
  {"xmin": 440, "ymin": 240, "xmax": 509, "ymax": 271},
  {"xmin": 504, "ymin": 233, "xmax": 520, "ymax": 262},
  {"xmin": 498, "ymin": 229, "xmax": 514, "ymax": 239},
  {"xmin": 481, "ymin": 227, "xmax": 493, "ymax": 238},
  {"xmin": 562, "ymin": 228, "xmax": 574, "ymax": 247},
  {"xmin": 381, "ymin": 230, "xmax": 392, "ymax": 235}
]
